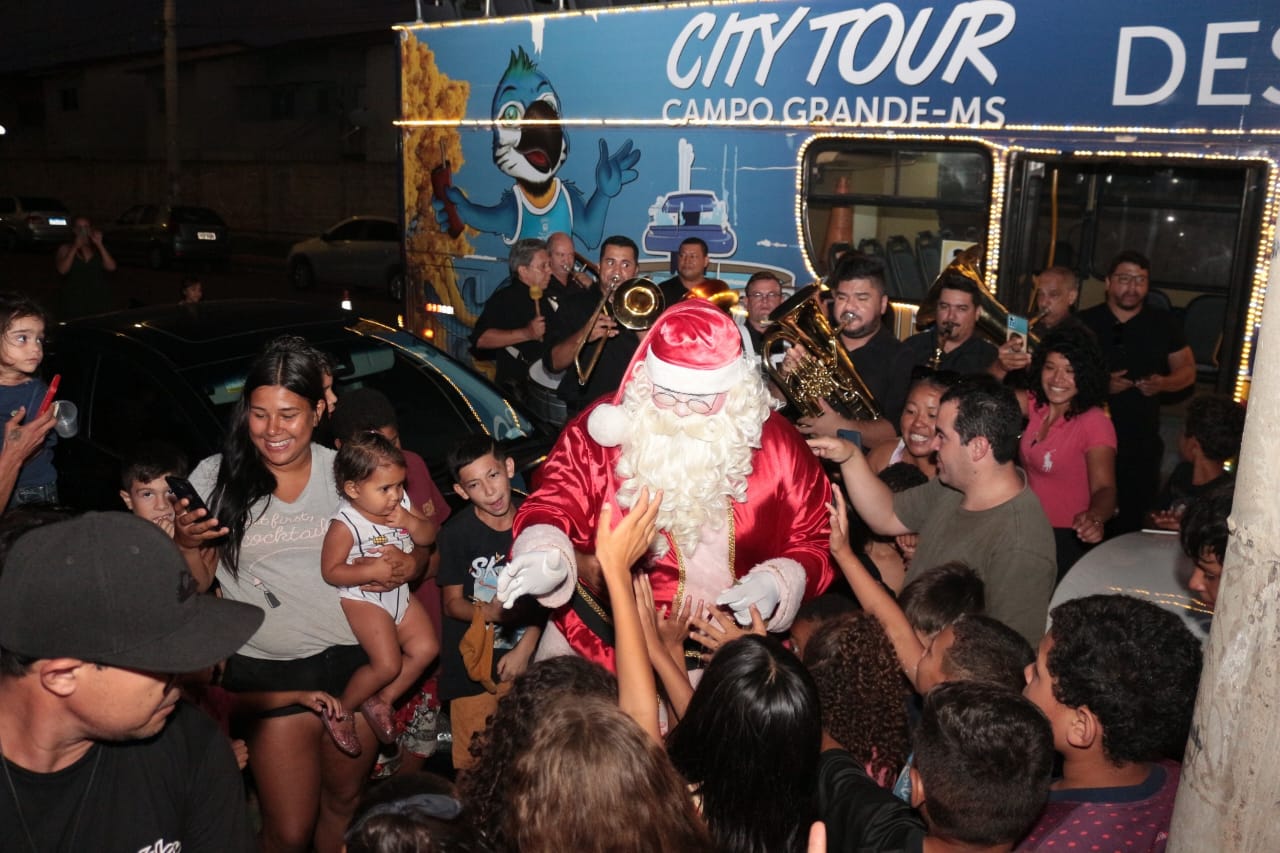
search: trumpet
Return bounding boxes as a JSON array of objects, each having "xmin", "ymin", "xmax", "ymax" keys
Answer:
[{"xmin": 572, "ymin": 276, "xmax": 665, "ymax": 385}]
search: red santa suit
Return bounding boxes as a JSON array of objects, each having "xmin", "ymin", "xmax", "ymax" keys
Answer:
[{"xmin": 509, "ymin": 302, "xmax": 833, "ymax": 671}]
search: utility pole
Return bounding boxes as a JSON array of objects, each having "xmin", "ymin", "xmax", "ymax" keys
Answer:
[
  {"xmin": 1169, "ymin": 248, "xmax": 1280, "ymax": 850},
  {"xmin": 163, "ymin": 0, "xmax": 179, "ymax": 205}
]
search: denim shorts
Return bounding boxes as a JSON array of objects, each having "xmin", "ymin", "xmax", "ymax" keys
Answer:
[{"xmin": 9, "ymin": 482, "xmax": 58, "ymax": 508}]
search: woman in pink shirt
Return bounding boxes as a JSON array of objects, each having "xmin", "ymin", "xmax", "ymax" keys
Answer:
[{"xmin": 1016, "ymin": 326, "xmax": 1117, "ymax": 580}]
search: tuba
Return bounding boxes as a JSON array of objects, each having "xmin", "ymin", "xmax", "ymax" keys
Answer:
[
  {"xmin": 761, "ymin": 284, "xmax": 883, "ymax": 421},
  {"xmin": 915, "ymin": 244, "xmax": 1040, "ymax": 358}
]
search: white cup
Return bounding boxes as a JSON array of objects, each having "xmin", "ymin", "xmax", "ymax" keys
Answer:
[{"xmin": 53, "ymin": 400, "xmax": 78, "ymax": 439}]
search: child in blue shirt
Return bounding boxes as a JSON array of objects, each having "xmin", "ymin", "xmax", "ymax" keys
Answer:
[{"xmin": 0, "ymin": 293, "xmax": 58, "ymax": 507}]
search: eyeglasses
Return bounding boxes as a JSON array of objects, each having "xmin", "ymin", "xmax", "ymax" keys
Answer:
[
  {"xmin": 746, "ymin": 291, "xmax": 782, "ymax": 301},
  {"xmin": 1111, "ymin": 274, "xmax": 1148, "ymax": 286},
  {"xmin": 651, "ymin": 386, "xmax": 723, "ymax": 414}
]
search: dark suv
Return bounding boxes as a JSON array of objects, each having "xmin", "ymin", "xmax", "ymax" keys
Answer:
[
  {"xmin": 46, "ymin": 299, "xmax": 549, "ymax": 511},
  {"xmin": 103, "ymin": 204, "xmax": 231, "ymax": 269}
]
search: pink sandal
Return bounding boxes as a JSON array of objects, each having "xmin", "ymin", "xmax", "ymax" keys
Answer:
[
  {"xmin": 323, "ymin": 711, "xmax": 362, "ymax": 757},
  {"xmin": 361, "ymin": 697, "xmax": 397, "ymax": 744}
]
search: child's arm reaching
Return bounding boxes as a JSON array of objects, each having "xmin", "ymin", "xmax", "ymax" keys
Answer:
[
  {"xmin": 596, "ymin": 489, "xmax": 662, "ymax": 742},
  {"xmin": 633, "ymin": 573, "xmax": 695, "ymax": 722},
  {"xmin": 827, "ymin": 488, "xmax": 928, "ymax": 692}
]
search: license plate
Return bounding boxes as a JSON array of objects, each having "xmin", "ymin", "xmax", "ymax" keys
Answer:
[
  {"xmin": 197, "ymin": 231, "xmax": 217, "ymax": 241},
  {"xmin": 49, "ymin": 217, "xmax": 67, "ymax": 226}
]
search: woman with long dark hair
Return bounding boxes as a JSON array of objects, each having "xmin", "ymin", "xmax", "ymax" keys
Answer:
[
  {"xmin": 175, "ymin": 336, "xmax": 423, "ymax": 853},
  {"xmin": 667, "ymin": 634, "xmax": 822, "ymax": 853},
  {"xmin": 1016, "ymin": 325, "xmax": 1117, "ymax": 577}
]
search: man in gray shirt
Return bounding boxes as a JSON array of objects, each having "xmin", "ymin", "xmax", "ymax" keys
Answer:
[{"xmin": 811, "ymin": 376, "xmax": 1056, "ymax": 647}]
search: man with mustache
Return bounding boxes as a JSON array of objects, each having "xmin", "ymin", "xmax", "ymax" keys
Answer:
[
  {"xmin": 500, "ymin": 300, "xmax": 834, "ymax": 670},
  {"xmin": 1080, "ymin": 251, "xmax": 1195, "ymax": 533},
  {"xmin": 0, "ymin": 513, "xmax": 263, "ymax": 851},
  {"xmin": 901, "ymin": 271, "xmax": 998, "ymax": 375}
]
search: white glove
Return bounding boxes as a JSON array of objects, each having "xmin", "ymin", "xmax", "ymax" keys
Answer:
[
  {"xmin": 497, "ymin": 549, "xmax": 569, "ymax": 608},
  {"xmin": 715, "ymin": 572, "xmax": 782, "ymax": 626}
]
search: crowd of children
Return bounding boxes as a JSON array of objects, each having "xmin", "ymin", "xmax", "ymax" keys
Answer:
[{"xmin": 0, "ymin": 294, "xmax": 1239, "ymax": 853}]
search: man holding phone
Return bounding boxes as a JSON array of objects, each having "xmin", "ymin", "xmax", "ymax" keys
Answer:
[
  {"xmin": 1080, "ymin": 251, "xmax": 1195, "ymax": 533},
  {"xmin": 54, "ymin": 215, "xmax": 117, "ymax": 320}
]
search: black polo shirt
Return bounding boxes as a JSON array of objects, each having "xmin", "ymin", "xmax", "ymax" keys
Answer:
[
  {"xmin": 845, "ymin": 325, "xmax": 911, "ymax": 423},
  {"xmin": 1079, "ymin": 303, "xmax": 1186, "ymax": 444}
]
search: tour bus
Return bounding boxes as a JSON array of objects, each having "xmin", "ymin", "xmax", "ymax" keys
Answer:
[{"xmin": 396, "ymin": 0, "xmax": 1280, "ymax": 403}]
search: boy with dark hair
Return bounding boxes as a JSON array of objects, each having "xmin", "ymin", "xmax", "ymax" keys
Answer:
[
  {"xmin": 437, "ymin": 436, "xmax": 543, "ymax": 767},
  {"xmin": 897, "ymin": 561, "xmax": 984, "ymax": 643},
  {"xmin": 817, "ymin": 679, "xmax": 1053, "ymax": 853},
  {"xmin": 119, "ymin": 441, "xmax": 190, "ymax": 536},
  {"xmin": 1019, "ymin": 594, "xmax": 1202, "ymax": 851},
  {"xmin": 911, "ymin": 681, "xmax": 1055, "ymax": 851},
  {"xmin": 1149, "ymin": 394, "xmax": 1245, "ymax": 529},
  {"xmin": 1179, "ymin": 480, "xmax": 1234, "ymax": 611}
]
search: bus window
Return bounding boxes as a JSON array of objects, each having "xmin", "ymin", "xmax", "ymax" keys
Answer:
[{"xmin": 802, "ymin": 142, "xmax": 991, "ymax": 299}]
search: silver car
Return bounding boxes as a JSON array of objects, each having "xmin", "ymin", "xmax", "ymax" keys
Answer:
[
  {"xmin": 288, "ymin": 216, "xmax": 404, "ymax": 300},
  {"xmin": 0, "ymin": 195, "xmax": 72, "ymax": 249}
]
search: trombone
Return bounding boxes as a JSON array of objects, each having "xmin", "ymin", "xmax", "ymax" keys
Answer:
[{"xmin": 572, "ymin": 276, "xmax": 665, "ymax": 384}]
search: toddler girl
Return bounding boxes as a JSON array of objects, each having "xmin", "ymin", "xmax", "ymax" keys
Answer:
[
  {"xmin": 0, "ymin": 293, "xmax": 58, "ymax": 507},
  {"xmin": 321, "ymin": 432, "xmax": 439, "ymax": 756}
]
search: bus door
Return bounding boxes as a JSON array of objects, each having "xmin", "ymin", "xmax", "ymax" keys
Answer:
[{"xmin": 1001, "ymin": 155, "xmax": 1270, "ymax": 397}]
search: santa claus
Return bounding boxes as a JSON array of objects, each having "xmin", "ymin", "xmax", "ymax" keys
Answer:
[{"xmin": 497, "ymin": 298, "xmax": 833, "ymax": 670}]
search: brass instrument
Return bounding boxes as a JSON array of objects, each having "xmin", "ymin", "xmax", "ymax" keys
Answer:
[
  {"xmin": 915, "ymin": 244, "xmax": 1041, "ymax": 357},
  {"xmin": 685, "ymin": 278, "xmax": 739, "ymax": 314},
  {"xmin": 761, "ymin": 283, "xmax": 883, "ymax": 421},
  {"xmin": 572, "ymin": 277, "xmax": 665, "ymax": 384}
]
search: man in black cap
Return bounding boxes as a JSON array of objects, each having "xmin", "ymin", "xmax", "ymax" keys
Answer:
[{"xmin": 0, "ymin": 512, "xmax": 264, "ymax": 852}]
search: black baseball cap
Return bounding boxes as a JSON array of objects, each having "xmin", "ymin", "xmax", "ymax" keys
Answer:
[{"xmin": 0, "ymin": 512, "xmax": 263, "ymax": 672}]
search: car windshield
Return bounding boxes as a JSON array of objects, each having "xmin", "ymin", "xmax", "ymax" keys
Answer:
[
  {"xmin": 171, "ymin": 207, "xmax": 225, "ymax": 226},
  {"xmin": 19, "ymin": 197, "xmax": 68, "ymax": 211}
]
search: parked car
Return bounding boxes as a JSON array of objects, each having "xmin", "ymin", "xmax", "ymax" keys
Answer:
[
  {"xmin": 46, "ymin": 299, "xmax": 549, "ymax": 512},
  {"xmin": 0, "ymin": 195, "xmax": 72, "ymax": 249},
  {"xmin": 288, "ymin": 216, "xmax": 404, "ymax": 300},
  {"xmin": 103, "ymin": 204, "xmax": 231, "ymax": 270}
]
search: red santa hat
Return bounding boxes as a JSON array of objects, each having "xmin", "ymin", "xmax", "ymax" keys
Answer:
[{"xmin": 588, "ymin": 298, "xmax": 744, "ymax": 446}]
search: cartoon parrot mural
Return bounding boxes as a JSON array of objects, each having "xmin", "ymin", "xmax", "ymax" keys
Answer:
[{"xmin": 433, "ymin": 47, "xmax": 641, "ymax": 249}]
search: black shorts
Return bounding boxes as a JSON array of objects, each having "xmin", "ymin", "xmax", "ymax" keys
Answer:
[{"xmin": 222, "ymin": 645, "xmax": 368, "ymax": 716}]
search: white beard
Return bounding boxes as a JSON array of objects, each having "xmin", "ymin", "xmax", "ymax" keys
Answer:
[{"xmin": 614, "ymin": 360, "xmax": 772, "ymax": 558}]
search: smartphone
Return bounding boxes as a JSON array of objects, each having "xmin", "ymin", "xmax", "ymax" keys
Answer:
[
  {"xmin": 36, "ymin": 374, "xmax": 60, "ymax": 417},
  {"xmin": 836, "ymin": 428, "xmax": 864, "ymax": 451},
  {"xmin": 165, "ymin": 475, "xmax": 211, "ymax": 516},
  {"xmin": 1006, "ymin": 314, "xmax": 1030, "ymax": 351}
]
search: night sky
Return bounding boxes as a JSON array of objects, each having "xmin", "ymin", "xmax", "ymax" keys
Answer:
[{"xmin": 1, "ymin": 0, "xmax": 420, "ymax": 72}]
